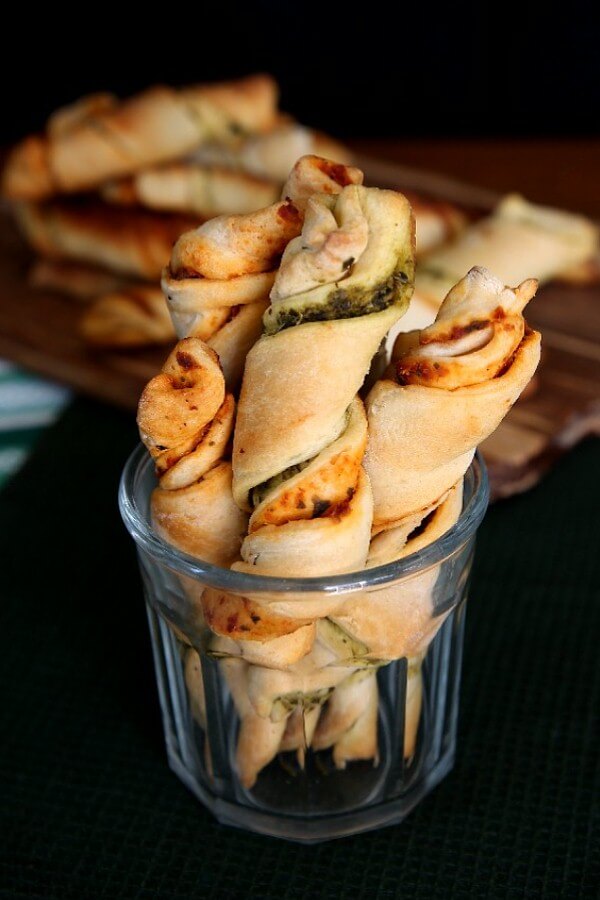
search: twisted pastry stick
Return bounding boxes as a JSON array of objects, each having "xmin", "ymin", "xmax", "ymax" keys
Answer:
[
  {"xmin": 136, "ymin": 336, "xmax": 318, "ymax": 786},
  {"xmin": 365, "ymin": 266, "xmax": 541, "ymax": 531},
  {"xmin": 137, "ymin": 337, "xmax": 246, "ymax": 567},
  {"xmin": 220, "ymin": 175, "xmax": 414, "ymax": 775},
  {"xmin": 136, "ymin": 335, "xmax": 312, "ymax": 668},
  {"xmin": 329, "ymin": 267, "xmax": 540, "ymax": 756},
  {"xmin": 139, "ymin": 161, "xmax": 358, "ymax": 661},
  {"xmin": 232, "ymin": 180, "xmax": 415, "ymax": 522},
  {"xmin": 3, "ymin": 75, "xmax": 278, "ymax": 199}
]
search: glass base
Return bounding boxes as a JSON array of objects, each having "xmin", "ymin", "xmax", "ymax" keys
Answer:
[
  {"xmin": 168, "ymin": 742, "xmax": 455, "ymax": 843},
  {"xmin": 147, "ymin": 598, "xmax": 465, "ymax": 843}
]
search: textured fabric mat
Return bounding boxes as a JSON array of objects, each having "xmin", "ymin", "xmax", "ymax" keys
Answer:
[
  {"xmin": 0, "ymin": 361, "xmax": 69, "ymax": 488},
  {"xmin": 1, "ymin": 399, "xmax": 598, "ymax": 899}
]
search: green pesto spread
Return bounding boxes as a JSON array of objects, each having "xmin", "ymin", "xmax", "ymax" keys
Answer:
[
  {"xmin": 251, "ymin": 458, "xmax": 313, "ymax": 508},
  {"xmin": 272, "ymin": 688, "xmax": 334, "ymax": 719},
  {"xmin": 264, "ymin": 265, "xmax": 413, "ymax": 336}
]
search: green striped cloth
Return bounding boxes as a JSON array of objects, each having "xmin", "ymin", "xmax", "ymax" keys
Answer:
[{"xmin": 0, "ymin": 362, "xmax": 70, "ymax": 488}]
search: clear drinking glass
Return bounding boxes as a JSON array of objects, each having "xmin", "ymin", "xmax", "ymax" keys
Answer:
[{"xmin": 119, "ymin": 446, "xmax": 489, "ymax": 843}]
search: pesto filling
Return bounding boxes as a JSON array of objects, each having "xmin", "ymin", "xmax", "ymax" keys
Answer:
[
  {"xmin": 250, "ymin": 457, "xmax": 314, "ymax": 508},
  {"xmin": 272, "ymin": 688, "xmax": 334, "ymax": 719},
  {"xmin": 265, "ymin": 259, "xmax": 414, "ymax": 336},
  {"xmin": 318, "ymin": 618, "xmax": 370, "ymax": 661}
]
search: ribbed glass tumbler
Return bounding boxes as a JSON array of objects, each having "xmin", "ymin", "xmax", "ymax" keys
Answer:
[{"xmin": 119, "ymin": 446, "xmax": 489, "ymax": 842}]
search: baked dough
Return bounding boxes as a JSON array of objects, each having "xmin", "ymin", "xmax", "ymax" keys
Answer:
[{"xmin": 3, "ymin": 75, "xmax": 278, "ymax": 199}]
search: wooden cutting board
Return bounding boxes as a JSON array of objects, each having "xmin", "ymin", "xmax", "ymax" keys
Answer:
[{"xmin": 0, "ymin": 155, "xmax": 598, "ymax": 499}]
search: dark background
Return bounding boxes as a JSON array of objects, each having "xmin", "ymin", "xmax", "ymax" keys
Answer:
[{"xmin": 2, "ymin": 4, "xmax": 599, "ymax": 143}]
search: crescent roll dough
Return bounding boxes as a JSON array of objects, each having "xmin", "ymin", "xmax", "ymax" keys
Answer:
[
  {"xmin": 80, "ymin": 285, "xmax": 175, "ymax": 348},
  {"xmin": 220, "ymin": 170, "xmax": 415, "ymax": 775},
  {"xmin": 3, "ymin": 75, "xmax": 278, "ymax": 199},
  {"xmin": 14, "ymin": 201, "xmax": 198, "ymax": 280},
  {"xmin": 365, "ymin": 266, "xmax": 541, "ymax": 532},
  {"xmin": 134, "ymin": 159, "xmax": 544, "ymax": 788},
  {"xmin": 137, "ymin": 338, "xmax": 246, "ymax": 566},
  {"xmin": 162, "ymin": 155, "xmax": 365, "ymax": 392},
  {"xmin": 102, "ymin": 165, "xmax": 280, "ymax": 218},
  {"xmin": 410, "ymin": 194, "xmax": 598, "ymax": 328},
  {"xmin": 191, "ymin": 124, "xmax": 353, "ymax": 183},
  {"xmin": 233, "ymin": 181, "xmax": 415, "ymax": 510}
]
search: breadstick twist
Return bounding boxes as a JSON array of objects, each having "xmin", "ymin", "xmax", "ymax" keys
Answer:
[
  {"xmin": 365, "ymin": 266, "xmax": 541, "ymax": 532},
  {"xmin": 3, "ymin": 75, "xmax": 278, "ymax": 199},
  {"xmin": 137, "ymin": 338, "xmax": 246, "ymax": 567}
]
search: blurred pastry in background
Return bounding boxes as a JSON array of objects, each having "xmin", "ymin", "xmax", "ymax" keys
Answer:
[
  {"xmin": 2, "ymin": 75, "xmax": 280, "ymax": 200},
  {"xmin": 14, "ymin": 201, "xmax": 198, "ymax": 280},
  {"xmin": 3, "ymin": 75, "xmax": 356, "ymax": 353},
  {"xmin": 188, "ymin": 122, "xmax": 353, "ymax": 182},
  {"xmin": 405, "ymin": 194, "xmax": 599, "ymax": 330},
  {"xmin": 80, "ymin": 286, "xmax": 175, "ymax": 348},
  {"xmin": 101, "ymin": 165, "xmax": 280, "ymax": 217},
  {"xmin": 29, "ymin": 259, "xmax": 134, "ymax": 301},
  {"xmin": 403, "ymin": 191, "xmax": 467, "ymax": 257}
]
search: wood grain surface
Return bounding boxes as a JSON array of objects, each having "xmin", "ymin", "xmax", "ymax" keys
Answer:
[{"xmin": 0, "ymin": 140, "xmax": 598, "ymax": 498}]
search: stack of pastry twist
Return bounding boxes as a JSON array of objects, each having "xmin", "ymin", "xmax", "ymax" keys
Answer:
[
  {"xmin": 5, "ymin": 79, "xmax": 598, "ymax": 355},
  {"xmin": 137, "ymin": 155, "xmax": 541, "ymax": 788},
  {"xmin": 1, "ymin": 75, "xmax": 357, "ymax": 349}
]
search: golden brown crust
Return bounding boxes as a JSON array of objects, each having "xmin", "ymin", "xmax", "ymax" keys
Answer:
[
  {"xmin": 102, "ymin": 164, "xmax": 280, "ymax": 218},
  {"xmin": 201, "ymin": 590, "xmax": 312, "ymax": 641},
  {"xmin": 28, "ymin": 259, "xmax": 133, "ymax": 300},
  {"xmin": 157, "ymin": 394, "xmax": 235, "ymax": 488},
  {"xmin": 170, "ymin": 200, "xmax": 302, "ymax": 279},
  {"xmin": 137, "ymin": 337, "xmax": 249, "ymax": 570},
  {"xmin": 2, "ymin": 135, "xmax": 54, "ymax": 200},
  {"xmin": 365, "ymin": 267, "xmax": 541, "ymax": 530},
  {"xmin": 80, "ymin": 285, "xmax": 174, "ymax": 347},
  {"xmin": 249, "ymin": 397, "xmax": 367, "ymax": 531},
  {"xmin": 15, "ymin": 201, "xmax": 199, "ymax": 279},
  {"xmin": 3, "ymin": 75, "xmax": 279, "ymax": 200},
  {"xmin": 151, "ymin": 462, "xmax": 247, "ymax": 567},
  {"xmin": 281, "ymin": 154, "xmax": 363, "ymax": 212},
  {"xmin": 137, "ymin": 338, "xmax": 225, "ymax": 461}
]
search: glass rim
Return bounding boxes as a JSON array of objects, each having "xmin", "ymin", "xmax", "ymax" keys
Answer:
[{"xmin": 119, "ymin": 444, "xmax": 489, "ymax": 595}]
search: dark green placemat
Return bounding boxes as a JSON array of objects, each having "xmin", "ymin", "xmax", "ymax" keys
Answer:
[{"xmin": 1, "ymin": 399, "xmax": 598, "ymax": 899}]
